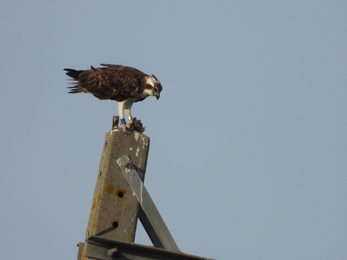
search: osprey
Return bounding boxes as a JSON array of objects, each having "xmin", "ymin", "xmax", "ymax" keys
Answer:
[{"xmin": 64, "ymin": 64, "xmax": 162, "ymax": 125}]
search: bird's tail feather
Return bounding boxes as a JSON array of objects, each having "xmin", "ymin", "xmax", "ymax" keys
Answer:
[
  {"xmin": 64, "ymin": 68, "xmax": 85, "ymax": 94},
  {"xmin": 64, "ymin": 68, "xmax": 82, "ymax": 80},
  {"xmin": 67, "ymin": 86, "xmax": 84, "ymax": 94}
]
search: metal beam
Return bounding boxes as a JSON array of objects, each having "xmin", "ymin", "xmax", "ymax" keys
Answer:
[
  {"xmin": 117, "ymin": 155, "xmax": 180, "ymax": 253},
  {"xmin": 85, "ymin": 236, "xmax": 214, "ymax": 260}
]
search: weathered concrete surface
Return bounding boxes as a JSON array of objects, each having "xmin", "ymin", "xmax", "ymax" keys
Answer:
[{"xmin": 85, "ymin": 126, "xmax": 150, "ymax": 243}]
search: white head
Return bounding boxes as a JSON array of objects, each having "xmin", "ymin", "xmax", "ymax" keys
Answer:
[
  {"xmin": 146, "ymin": 75, "xmax": 159, "ymax": 87},
  {"xmin": 144, "ymin": 75, "xmax": 162, "ymax": 100}
]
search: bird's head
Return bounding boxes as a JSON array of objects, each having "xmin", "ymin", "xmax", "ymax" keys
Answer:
[{"xmin": 145, "ymin": 75, "xmax": 162, "ymax": 100}]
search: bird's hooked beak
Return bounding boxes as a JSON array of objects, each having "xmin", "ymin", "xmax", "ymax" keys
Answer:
[{"xmin": 156, "ymin": 93, "xmax": 160, "ymax": 100}]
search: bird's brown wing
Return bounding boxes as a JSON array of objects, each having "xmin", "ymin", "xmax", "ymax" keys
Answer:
[{"xmin": 78, "ymin": 64, "xmax": 148, "ymax": 102}]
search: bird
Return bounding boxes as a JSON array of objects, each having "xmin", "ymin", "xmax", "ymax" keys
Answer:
[{"xmin": 64, "ymin": 64, "xmax": 162, "ymax": 126}]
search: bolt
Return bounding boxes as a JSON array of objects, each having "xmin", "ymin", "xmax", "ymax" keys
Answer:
[
  {"xmin": 108, "ymin": 247, "xmax": 118, "ymax": 257},
  {"xmin": 123, "ymin": 159, "xmax": 133, "ymax": 167}
]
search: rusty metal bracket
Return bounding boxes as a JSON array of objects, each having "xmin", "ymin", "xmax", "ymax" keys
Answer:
[{"xmin": 117, "ymin": 155, "xmax": 180, "ymax": 253}]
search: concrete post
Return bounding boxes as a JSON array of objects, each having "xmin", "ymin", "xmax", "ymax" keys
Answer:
[
  {"xmin": 85, "ymin": 125, "xmax": 150, "ymax": 242},
  {"xmin": 78, "ymin": 118, "xmax": 150, "ymax": 260}
]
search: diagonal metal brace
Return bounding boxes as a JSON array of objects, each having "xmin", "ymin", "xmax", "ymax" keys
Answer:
[{"xmin": 117, "ymin": 155, "xmax": 180, "ymax": 253}]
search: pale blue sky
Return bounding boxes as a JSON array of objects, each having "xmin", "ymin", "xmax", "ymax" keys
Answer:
[{"xmin": 1, "ymin": 1, "xmax": 347, "ymax": 259}]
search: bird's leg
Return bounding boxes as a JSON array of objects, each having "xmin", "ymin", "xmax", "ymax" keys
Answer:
[
  {"xmin": 118, "ymin": 99, "xmax": 135, "ymax": 125},
  {"xmin": 124, "ymin": 99, "xmax": 135, "ymax": 123},
  {"xmin": 118, "ymin": 101, "xmax": 126, "ymax": 125}
]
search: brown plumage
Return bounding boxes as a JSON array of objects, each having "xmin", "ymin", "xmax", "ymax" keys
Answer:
[{"xmin": 64, "ymin": 64, "xmax": 162, "ymax": 127}]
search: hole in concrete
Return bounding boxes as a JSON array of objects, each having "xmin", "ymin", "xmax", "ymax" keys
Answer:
[
  {"xmin": 112, "ymin": 221, "xmax": 118, "ymax": 228},
  {"xmin": 114, "ymin": 188, "xmax": 126, "ymax": 201}
]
